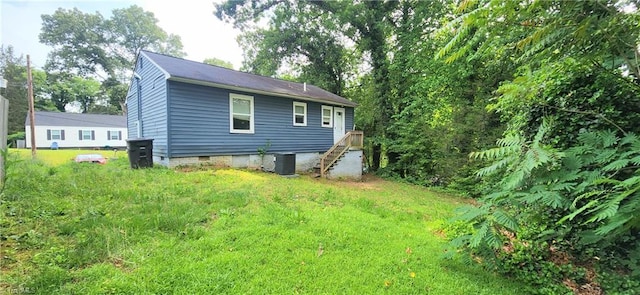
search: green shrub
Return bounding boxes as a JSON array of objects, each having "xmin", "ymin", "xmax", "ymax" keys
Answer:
[{"xmin": 447, "ymin": 123, "xmax": 640, "ymax": 293}]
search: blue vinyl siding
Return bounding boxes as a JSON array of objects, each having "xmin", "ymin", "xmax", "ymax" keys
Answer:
[
  {"xmin": 345, "ymin": 107, "xmax": 354, "ymax": 131},
  {"xmin": 167, "ymin": 81, "xmax": 354, "ymax": 157},
  {"xmin": 126, "ymin": 55, "xmax": 169, "ymax": 156},
  {"xmin": 125, "ymin": 82, "xmax": 138, "ymax": 139}
]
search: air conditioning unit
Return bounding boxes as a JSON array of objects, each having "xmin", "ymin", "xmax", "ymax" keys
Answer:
[{"xmin": 274, "ymin": 153, "xmax": 295, "ymax": 175}]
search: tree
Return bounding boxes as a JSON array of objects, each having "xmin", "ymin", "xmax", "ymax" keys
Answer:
[
  {"xmin": 0, "ymin": 46, "xmax": 50, "ymax": 130},
  {"xmin": 43, "ymin": 73, "xmax": 104, "ymax": 113},
  {"xmin": 68, "ymin": 76, "xmax": 101, "ymax": 113},
  {"xmin": 438, "ymin": 1, "xmax": 640, "ymax": 292},
  {"xmin": 40, "ymin": 8, "xmax": 112, "ymax": 77},
  {"xmin": 30, "ymin": 69, "xmax": 57, "ymax": 112},
  {"xmin": 46, "ymin": 73, "xmax": 73, "ymax": 112},
  {"xmin": 437, "ymin": 0, "xmax": 640, "ymax": 80},
  {"xmin": 232, "ymin": 2, "xmax": 356, "ymax": 96},
  {"xmin": 203, "ymin": 57, "xmax": 234, "ymax": 69},
  {"xmin": 40, "ymin": 5, "xmax": 186, "ymax": 79},
  {"xmin": 322, "ymin": 0, "xmax": 506, "ymax": 186},
  {"xmin": 0, "ymin": 45, "xmax": 29, "ymax": 135},
  {"xmin": 39, "ymin": 5, "xmax": 186, "ymax": 113},
  {"xmin": 108, "ymin": 5, "xmax": 186, "ymax": 74},
  {"xmin": 437, "ymin": 0, "xmax": 640, "ymax": 162},
  {"xmin": 101, "ymin": 77, "xmax": 128, "ymax": 113}
]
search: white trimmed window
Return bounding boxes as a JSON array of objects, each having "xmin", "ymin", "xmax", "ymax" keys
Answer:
[
  {"xmin": 50, "ymin": 129, "xmax": 62, "ymax": 140},
  {"xmin": 230, "ymin": 93, "xmax": 255, "ymax": 133},
  {"xmin": 80, "ymin": 130, "xmax": 94, "ymax": 140},
  {"xmin": 321, "ymin": 105, "xmax": 333, "ymax": 128},
  {"xmin": 108, "ymin": 130, "xmax": 122, "ymax": 140},
  {"xmin": 293, "ymin": 102, "xmax": 307, "ymax": 126}
]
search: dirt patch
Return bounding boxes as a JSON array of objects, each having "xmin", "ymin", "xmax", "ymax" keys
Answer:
[
  {"xmin": 333, "ymin": 174, "xmax": 386, "ymax": 190},
  {"xmin": 112, "ymin": 257, "xmax": 125, "ymax": 269},
  {"xmin": 432, "ymin": 229, "xmax": 448, "ymax": 239},
  {"xmin": 564, "ymin": 278, "xmax": 603, "ymax": 295},
  {"xmin": 203, "ymin": 212, "xmax": 219, "ymax": 228},
  {"xmin": 563, "ymin": 265, "xmax": 603, "ymax": 295},
  {"xmin": 110, "ymin": 257, "xmax": 134, "ymax": 272},
  {"xmin": 549, "ymin": 246, "xmax": 603, "ymax": 295},
  {"xmin": 175, "ymin": 164, "xmax": 228, "ymax": 173}
]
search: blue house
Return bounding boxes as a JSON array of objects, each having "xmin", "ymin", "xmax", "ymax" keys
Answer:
[{"xmin": 126, "ymin": 51, "xmax": 363, "ymax": 178}]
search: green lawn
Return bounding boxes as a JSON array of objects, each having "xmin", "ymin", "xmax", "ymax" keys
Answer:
[
  {"xmin": 11, "ymin": 148, "xmax": 125, "ymax": 166},
  {"xmin": 1, "ymin": 150, "xmax": 528, "ymax": 294}
]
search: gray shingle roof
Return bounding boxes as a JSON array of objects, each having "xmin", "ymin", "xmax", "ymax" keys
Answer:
[
  {"xmin": 26, "ymin": 111, "xmax": 126, "ymax": 128},
  {"xmin": 140, "ymin": 50, "xmax": 357, "ymax": 107}
]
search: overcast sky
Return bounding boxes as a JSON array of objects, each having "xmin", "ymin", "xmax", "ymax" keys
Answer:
[{"xmin": 0, "ymin": 0, "xmax": 244, "ymax": 70}]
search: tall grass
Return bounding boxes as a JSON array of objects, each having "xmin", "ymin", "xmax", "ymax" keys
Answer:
[{"xmin": 1, "ymin": 150, "xmax": 529, "ymax": 294}]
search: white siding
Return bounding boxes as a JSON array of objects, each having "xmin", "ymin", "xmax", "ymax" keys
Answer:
[{"xmin": 25, "ymin": 125, "xmax": 128, "ymax": 149}]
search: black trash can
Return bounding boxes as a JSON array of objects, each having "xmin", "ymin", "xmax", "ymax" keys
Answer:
[
  {"xmin": 274, "ymin": 153, "xmax": 295, "ymax": 175},
  {"xmin": 127, "ymin": 138, "xmax": 154, "ymax": 169}
]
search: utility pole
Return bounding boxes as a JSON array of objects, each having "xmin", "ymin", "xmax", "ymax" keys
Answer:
[
  {"xmin": 1, "ymin": 94, "xmax": 8, "ymax": 186},
  {"xmin": 27, "ymin": 55, "xmax": 36, "ymax": 158}
]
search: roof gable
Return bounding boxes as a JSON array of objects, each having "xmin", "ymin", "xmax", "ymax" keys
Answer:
[
  {"xmin": 139, "ymin": 51, "xmax": 357, "ymax": 107},
  {"xmin": 26, "ymin": 112, "xmax": 127, "ymax": 128}
]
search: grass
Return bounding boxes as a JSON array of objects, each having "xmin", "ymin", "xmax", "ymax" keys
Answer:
[
  {"xmin": 11, "ymin": 149, "xmax": 124, "ymax": 166},
  {"xmin": 1, "ymin": 149, "xmax": 529, "ymax": 294}
]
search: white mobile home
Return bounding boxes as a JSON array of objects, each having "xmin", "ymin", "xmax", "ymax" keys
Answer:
[{"xmin": 25, "ymin": 112, "xmax": 127, "ymax": 149}]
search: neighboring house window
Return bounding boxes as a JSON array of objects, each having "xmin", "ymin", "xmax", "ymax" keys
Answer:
[
  {"xmin": 79, "ymin": 130, "xmax": 95, "ymax": 140},
  {"xmin": 108, "ymin": 130, "xmax": 122, "ymax": 140},
  {"xmin": 321, "ymin": 105, "xmax": 333, "ymax": 128},
  {"xmin": 47, "ymin": 129, "xmax": 65, "ymax": 140},
  {"xmin": 293, "ymin": 102, "xmax": 307, "ymax": 126},
  {"xmin": 229, "ymin": 93, "xmax": 254, "ymax": 133}
]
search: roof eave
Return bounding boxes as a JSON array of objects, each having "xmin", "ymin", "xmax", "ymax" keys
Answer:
[{"xmin": 168, "ymin": 77, "xmax": 358, "ymax": 108}]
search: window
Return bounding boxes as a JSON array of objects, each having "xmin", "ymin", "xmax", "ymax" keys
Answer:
[
  {"xmin": 108, "ymin": 130, "xmax": 121, "ymax": 140},
  {"xmin": 230, "ymin": 93, "xmax": 254, "ymax": 133},
  {"xmin": 79, "ymin": 130, "xmax": 95, "ymax": 141},
  {"xmin": 293, "ymin": 102, "xmax": 307, "ymax": 126},
  {"xmin": 48, "ymin": 129, "xmax": 63, "ymax": 140},
  {"xmin": 321, "ymin": 105, "xmax": 333, "ymax": 128}
]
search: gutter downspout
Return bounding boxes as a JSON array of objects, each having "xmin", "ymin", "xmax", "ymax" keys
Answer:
[{"xmin": 135, "ymin": 73, "xmax": 143, "ymax": 137}]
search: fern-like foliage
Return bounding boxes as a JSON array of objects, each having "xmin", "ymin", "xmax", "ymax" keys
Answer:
[
  {"xmin": 436, "ymin": 0, "xmax": 640, "ymax": 79},
  {"xmin": 450, "ymin": 119, "xmax": 560, "ymax": 257},
  {"xmin": 451, "ymin": 126, "xmax": 640, "ymax": 271},
  {"xmin": 471, "ymin": 118, "xmax": 561, "ymax": 191},
  {"xmin": 435, "ymin": 0, "xmax": 490, "ymax": 62},
  {"xmin": 556, "ymin": 131, "xmax": 640, "ymax": 240}
]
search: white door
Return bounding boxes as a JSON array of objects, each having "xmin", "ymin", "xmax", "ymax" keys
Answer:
[{"xmin": 333, "ymin": 107, "xmax": 346, "ymax": 144}]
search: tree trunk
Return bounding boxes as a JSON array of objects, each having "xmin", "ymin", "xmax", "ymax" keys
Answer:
[
  {"xmin": 120, "ymin": 101, "xmax": 127, "ymax": 116},
  {"xmin": 371, "ymin": 143, "xmax": 382, "ymax": 171}
]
